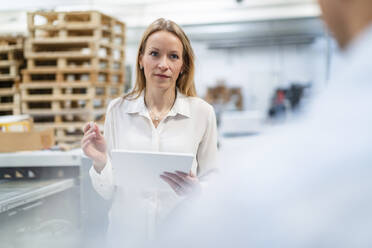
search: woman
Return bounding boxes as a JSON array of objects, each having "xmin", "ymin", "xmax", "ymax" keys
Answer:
[{"xmin": 81, "ymin": 18, "xmax": 218, "ymax": 247}]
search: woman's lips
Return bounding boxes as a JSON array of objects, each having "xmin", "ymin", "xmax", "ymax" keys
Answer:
[{"xmin": 155, "ymin": 74, "xmax": 170, "ymax": 78}]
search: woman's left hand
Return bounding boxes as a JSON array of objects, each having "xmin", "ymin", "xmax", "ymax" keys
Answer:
[{"xmin": 160, "ymin": 171, "xmax": 201, "ymax": 196}]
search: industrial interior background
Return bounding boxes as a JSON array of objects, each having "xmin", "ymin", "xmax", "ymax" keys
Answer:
[{"xmin": 0, "ymin": 1, "xmax": 341, "ymax": 247}]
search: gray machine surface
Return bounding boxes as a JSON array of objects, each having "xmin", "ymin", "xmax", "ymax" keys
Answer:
[
  {"xmin": 0, "ymin": 149, "xmax": 82, "ymax": 167},
  {"xmin": 0, "ymin": 149, "xmax": 106, "ymax": 248},
  {"xmin": 80, "ymin": 155, "xmax": 111, "ymax": 248},
  {"xmin": 0, "ymin": 178, "xmax": 75, "ymax": 214}
]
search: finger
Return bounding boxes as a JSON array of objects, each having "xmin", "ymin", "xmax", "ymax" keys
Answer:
[
  {"xmin": 82, "ymin": 132, "xmax": 96, "ymax": 142},
  {"xmin": 83, "ymin": 121, "xmax": 93, "ymax": 133},
  {"xmin": 163, "ymin": 172, "xmax": 188, "ymax": 186},
  {"xmin": 175, "ymin": 170, "xmax": 188, "ymax": 176},
  {"xmin": 160, "ymin": 174, "xmax": 180, "ymax": 188},
  {"xmin": 81, "ymin": 136, "xmax": 95, "ymax": 150},
  {"xmin": 92, "ymin": 123, "xmax": 103, "ymax": 137},
  {"xmin": 189, "ymin": 171, "xmax": 196, "ymax": 177},
  {"xmin": 96, "ymin": 128, "xmax": 104, "ymax": 138},
  {"xmin": 83, "ymin": 128, "xmax": 95, "ymax": 137},
  {"xmin": 83, "ymin": 125, "xmax": 94, "ymax": 136},
  {"xmin": 174, "ymin": 171, "xmax": 195, "ymax": 186},
  {"xmin": 83, "ymin": 122, "xmax": 90, "ymax": 133},
  {"xmin": 82, "ymin": 141, "xmax": 97, "ymax": 159},
  {"xmin": 175, "ymin": 170, "xmax": 196, "ymax": 179},
  {"xmin": 160, "ymin": 175, "xmax": 184, "ymax": 196},
  {"xmin": 82, "ymin": 132, "xmax": 96, "ymax": 145},
  {"xmin": 81, "ymin": 138, "xmax": 91, "ymax": 150},
  {"xmin": 81, "ymin": 140, "xmax": 93, "ymax": 155},
  {"xmin": 163, "ymin": 172, "xmax": 194, "ymax": 194}
]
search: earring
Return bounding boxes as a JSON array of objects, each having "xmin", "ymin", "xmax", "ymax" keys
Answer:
[
  {"xmin": 140, "ymin": 65, "xmax": 143, "ymax": 70},
  {"xmin": 180, "ymin": 71, "xmax": 183, "ymax": 75}
]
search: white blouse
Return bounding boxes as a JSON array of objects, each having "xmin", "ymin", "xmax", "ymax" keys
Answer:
[{"xmin": 89, "ymin": 89, "xmax": 218, "ymax": 246}]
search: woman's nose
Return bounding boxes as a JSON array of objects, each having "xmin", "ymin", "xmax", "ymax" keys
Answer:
[{"xmin": 158, "ymin": 56, "xmax": 169, "ymax": 70}]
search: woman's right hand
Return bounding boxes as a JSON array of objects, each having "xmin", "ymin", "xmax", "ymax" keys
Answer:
[{"xmin": 81, "ymin": 122, "xmax": 107, "ymax": 173}]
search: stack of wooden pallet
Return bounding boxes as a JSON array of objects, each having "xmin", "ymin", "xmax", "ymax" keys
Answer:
[
  {"xmin": 0, "ymin": 36, "xmax": 25, "ymax": 116},
  {"xmin": 21, "ymin": 11, "xmax": 126, "ymax": 144}
]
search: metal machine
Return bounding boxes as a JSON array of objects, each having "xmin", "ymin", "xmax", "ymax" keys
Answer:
[{"xmin": 0, "ymin": 150, "xmax": 110, "ymax": 248}]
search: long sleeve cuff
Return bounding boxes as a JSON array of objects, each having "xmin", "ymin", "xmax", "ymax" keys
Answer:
[{"xmin": 89, "ymin": 159, "xmax": 115, "ymax": 200}]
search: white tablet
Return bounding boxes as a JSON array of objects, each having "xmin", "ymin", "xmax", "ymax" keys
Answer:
[{"xmin": 111, "ymin": 149, "xmax": 195, "ymax": 190}]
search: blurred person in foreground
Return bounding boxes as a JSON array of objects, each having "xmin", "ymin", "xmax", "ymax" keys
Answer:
[
  {"xmin": 81, "ymin": 18, "xmax": 218, "ymax": 247},
  {"xmin": 154, "ymin": 0, "xmax": 372, "ymax": 247}
]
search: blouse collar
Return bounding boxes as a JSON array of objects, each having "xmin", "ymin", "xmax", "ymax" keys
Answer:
[{"xmin": 123, "ymin": 88, "xmax": 191, "ymax": 118}]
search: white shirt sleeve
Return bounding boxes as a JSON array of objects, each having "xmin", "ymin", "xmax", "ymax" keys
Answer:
[
  {"xmin": 196, "ymin": 104, "xmax": 219, "ymax": 184},
  {"xmin": 88, "ymin": 100, "xmax": 117, "ymax": 200},
  {"xmin": 89, "ymin": 159, "xmax": 115, "ymax": 200}
]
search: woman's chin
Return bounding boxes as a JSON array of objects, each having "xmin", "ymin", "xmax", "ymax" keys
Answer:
[{"xmin": 152, "ymin": 81, "xmax": 175, "ymax": 90}]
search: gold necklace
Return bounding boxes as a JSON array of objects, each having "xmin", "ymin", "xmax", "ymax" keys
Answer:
[
  {"xmin": 148, "ymin": 107, "xmax": 171, "ymax": 121},
  {"xmin": 145, "ymin": 95, "xmax": 176, "ymax": 122}
]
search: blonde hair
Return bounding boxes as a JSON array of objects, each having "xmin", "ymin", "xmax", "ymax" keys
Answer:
[{"xmin": 124, "ymin": 18, "xmax": 196, "ymax": 100}]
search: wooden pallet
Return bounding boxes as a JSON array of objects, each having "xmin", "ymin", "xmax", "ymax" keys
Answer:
[
  {"xmin": 19, "ymin": 77, "xmax": 123, "ymax": 119},
  {"xmin": 26, "ymin": 57, "xmax": 125, "ymax": 70},
  {"xmin": 0, "ymin": 86, "xmax": 17, "ymax": 95},
  {"xmin": 55, "ymin": 126, "xmax": 84, "ymax": 143},
  {"xmin": 0, "ymin": 61, "xmax": 23, "ymax": 78},
  {"xmin": 100, "ymin": 84, "xmax": 124, "ymax": 97},
  {"xmin": 0, "ymin": 105, "xmax": 21, "ymax": 116},
  {"xmin": 0, "ymin": 80, "xmax": 19, "ymax": 97},
  {"xmin": 21, "ymin": 81, "xmax": 122, "ymax": 94},
  {"xmin": 0, "ymin": 36, "xmax": 25, "ymax": 115},
  {"xmin": 19, "ymin": 11, "xmax": 125, "ymax": 143},
  {"xmin": 25, "ymin": 39, "xmax": 95, "ymax": 58},
  {"xmin": 34, "ymin": 123, "xmax": 92, "ymax": 142},
  {"xmin": 29, "ymin": 27, "xmax": 125, "ymax": 46},
  {"xmin": 21, "ymin": 70, "xmax": 96, "ymax": 83},
  {"xmin": 24, "ymin": 48, "xmax": 124, "ymax": 60},
  {"xmin": 21, "ymin": 69, "xmax": 125, "ymax": 85},
  {"xmin": 0, "ymin": 36, "xmax": 24, "ymax": 51},
  {"xmin": 34, "ymin": 119, "xmax": 105, "ymax": 145},
  {"xmin": 25, "ymin": 39, "xmax": 124, "ymax": 59},
  {"xmin": 28, "ymin": 11, "xmax": 125, "ymax": 39},
  {"xmin": 21, "ymin": 99, "xmax": 96, "ymax": 113},
  {"xmin": 19, "ymin": 81, "xmax": 122, "ymax": 124},
  {"xmin": 32, "ymin": 115, "xmax": 104, "ymax": 144},
  {"xmin": 0, "ymin": 38, "xmax": 24, "ymax": 62},
  {"xmin": 29, "ymin": 111, "xmax": 102, "ymax": 124},
  {"xmin": 0, "ymin": 92, "xmax": 20, "ymax": 115},
  {"xmin": 26, "ymin": 57, "xmax": 124, "ymax": 71},
  {"xmin": 0, "ymin": 49, "xmax": 23, "ymax": 60}
]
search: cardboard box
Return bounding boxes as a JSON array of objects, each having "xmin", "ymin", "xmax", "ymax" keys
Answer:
[
  {"xmin": 0, "ymin": 128, "xmax": 55, "ymax": 153},
  {"xmin": 205, "ymin": 85, "xmax": 244, "ymax": 110},
  {"xmin": 0, "ymin": 115, "xmax": 33, "ymax": 132}
]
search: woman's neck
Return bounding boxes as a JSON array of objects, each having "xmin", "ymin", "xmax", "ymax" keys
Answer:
[{"xmin": 144, "ymin": 86, "xmax": 176, "ymax": 112}]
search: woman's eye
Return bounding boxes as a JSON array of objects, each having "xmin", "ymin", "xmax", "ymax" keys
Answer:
[
  {"xmin": 170, "ymin": 54, "xmax": 179, "ymax": 59},
  {"xmin": 150, "ymin": 51, "xmax": 158, "ymax": 56}
]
